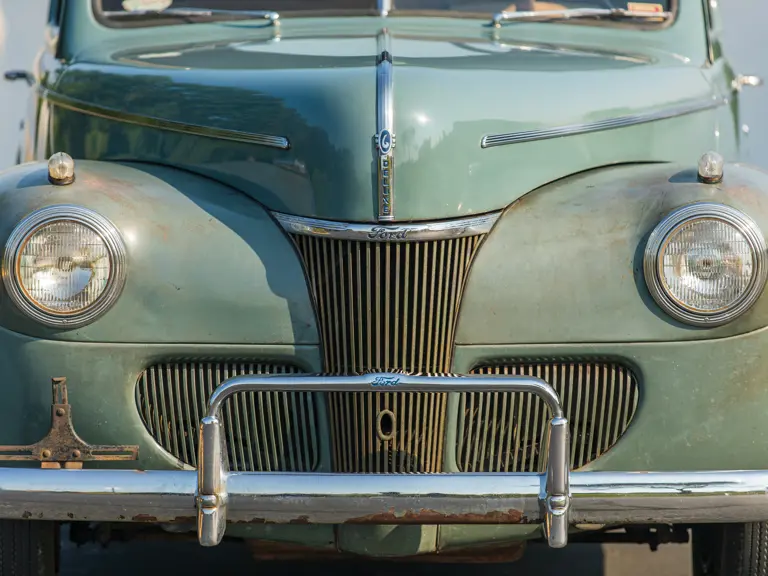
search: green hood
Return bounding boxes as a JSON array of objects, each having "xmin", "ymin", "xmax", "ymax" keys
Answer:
[{"xmin": 52, "ymin": 19, "xmax": 721, "ymax": 222}]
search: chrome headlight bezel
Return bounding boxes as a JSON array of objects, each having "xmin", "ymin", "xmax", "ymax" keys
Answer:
[
  {"xmin": 2, "ymin": 205, "xmax": 127, "ymax": 328},
  {"xmin": 643, "ymin": 202, "xmax": 768, "ymax": 327}
]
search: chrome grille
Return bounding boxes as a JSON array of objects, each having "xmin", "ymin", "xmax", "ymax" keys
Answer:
[
  {"xmin": 291, "ymin": 235, "xmax": 485, "ymax": 472},
  {"xmin": 136, "ymin": 362, "xmax": 318, "ymax": 472},
  {"xmin": 460, "ymin": 362, "xmax": 639, "ymax": 472}
]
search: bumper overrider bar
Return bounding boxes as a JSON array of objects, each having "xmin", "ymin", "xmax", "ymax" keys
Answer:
[{"xmin": 0, "ymin": 374, "xmax": 767, "ymax": 548}]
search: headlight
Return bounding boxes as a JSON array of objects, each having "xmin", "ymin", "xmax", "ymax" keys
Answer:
[
  {"xmin": 644, "ymin": 203, "xmax": 767, "ymax": 327},
  {"xmin": 2, "ymin": 205, "xmax": 127, "ymax": 328}
]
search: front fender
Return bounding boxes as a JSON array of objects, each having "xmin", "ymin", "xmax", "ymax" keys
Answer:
[
  {"xmin": 457, "ymin": 162, "xmax": 768, "ymax": 345},
  {"xmin": 0, "ymin": 160, "xmax": 318, "ymax": 345}
]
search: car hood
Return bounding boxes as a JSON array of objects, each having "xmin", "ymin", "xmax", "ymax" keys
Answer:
[{"xmin": 53, "ymin": 22, "xmax": 721, "ymax": 222}]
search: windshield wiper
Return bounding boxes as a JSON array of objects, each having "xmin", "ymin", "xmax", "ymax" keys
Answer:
[
  {"xmin": 491, "ymin": 8, "xmax": 670, "ymax": 28},
  {"xmin": 104, "ymin": 7, "xmax": 280, "ymax": 26}
]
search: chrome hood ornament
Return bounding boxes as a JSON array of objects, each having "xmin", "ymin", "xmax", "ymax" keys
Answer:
[{"xmin": 375, "ymin": 30, "xmax": 395, "ymax": 222}]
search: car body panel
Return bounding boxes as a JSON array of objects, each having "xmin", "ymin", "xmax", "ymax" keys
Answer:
[
  {"xmin": 0, "ymin": 161, "xmax": 318, "ymax": 344},
  {"xmin": 457, "ymin": 162, "xmax": 768, "ymax": 345},
  {"xmin": 34, "ymin": 5, "xmax": 731, "ymax": 223},
  {"xmin": 0, "ymin": 0, "xmax": 763, "ymax": 560}
]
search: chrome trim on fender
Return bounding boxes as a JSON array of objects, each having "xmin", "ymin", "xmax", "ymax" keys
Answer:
[
  {"xmin": 272, "ymin": 211, "xmax": 501, "ymax": 241},
  {"xmin": 42, "ymin": 90, "xmax": 291, "ymax": 150},
  {"xmin": 2, "ymin": 205, "xmax": 128, "ymax": 329},
  {"xmin": 480, "ymin": 96, "xmax": 725, "ymax": 148},
  {"xmin": 375, "ymin": 30, "xmax": 396, "ymax": 222}
]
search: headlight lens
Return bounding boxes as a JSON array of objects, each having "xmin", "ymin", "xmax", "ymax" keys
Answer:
[
  {"xmin": 3, "ymin": 206, "xmax": 127, "ymax": 327},
  {"xmin": 644, "ymin": 203, "xmax": 767, "ymax": 326}
]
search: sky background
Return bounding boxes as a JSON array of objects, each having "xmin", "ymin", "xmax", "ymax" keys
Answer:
[{"xmin": 0, "ymin": 1, "xmax": 765, "ymax": 169}]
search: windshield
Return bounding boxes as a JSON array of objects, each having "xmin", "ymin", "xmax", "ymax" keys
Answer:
[{"xmin": 96, "ymin": 0, "xmax": 674, "ymax": 21}]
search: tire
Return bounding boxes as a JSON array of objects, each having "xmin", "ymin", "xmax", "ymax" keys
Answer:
[
  {"xmin": 692, "ymin": 523, "xmax": 768, "ymax": 576},
  {"xmin": 0, "ymin": 520, "xmax": 59, "ymax": 576}
]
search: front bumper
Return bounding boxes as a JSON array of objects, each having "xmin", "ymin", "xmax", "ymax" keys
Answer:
[{"xmin": 2, "ymin": 372, "xmax": 768, "ymax": 549}]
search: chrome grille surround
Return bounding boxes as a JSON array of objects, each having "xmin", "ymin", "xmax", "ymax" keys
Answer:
[
  {"xmin": 136, "ymin": 362, "xmax": 318, "ymax": 472},
  {"xmin": 460, "ymin": 362, "xmax": 639, "ymax": 472},
  {"xmin": 283, "ymin": 214, "xmax": 495, "ymax": 473}
]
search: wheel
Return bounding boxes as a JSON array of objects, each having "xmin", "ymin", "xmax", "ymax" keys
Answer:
[
  {"xmin": 0, "ymin": 520, "xmax": 59, "ymax": 576},
  {"xmin": 692, "ymin": 523, "xmax": 768, "ymax": 576}
]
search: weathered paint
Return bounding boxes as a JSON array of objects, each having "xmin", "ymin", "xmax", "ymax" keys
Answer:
[
  {"xmin": 0, "ymin": 0, "xmax": 761, "ymax": 560},
  {"xmin": 457, "ymin": 162, "xmax": 768, "ymax": 344},
  {"xmin": 26, "ymin": 3, "xmax": 728, "ymax": 223},
  {"xmin": 0, "ymin": 161, "xmax": 318, "ymax": 345}
]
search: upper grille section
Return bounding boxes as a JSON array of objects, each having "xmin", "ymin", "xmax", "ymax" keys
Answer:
[
  {"xmin": 136, "ymin": 362, "xmax": 318, "ymax": 472},
  {"xmin": 290, "ymin": 228, "xmax": 487, "ymax": 473},
  {"xmin": 460, "ymin": 362, "xmax": 639, "ymax": 472},
  {"xmin": 291, "ymin": 235, "xmax": 484, "ymax": 374}
]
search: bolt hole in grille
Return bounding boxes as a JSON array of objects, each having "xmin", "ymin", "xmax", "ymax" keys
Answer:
[
  {"xmin": 291, "ymin": 234, "xmax": 484, "ymax": 473},
  {"xmin": 461, "ymin": 363, "xmax": 639, "ymax": 472},
  {"xmin": 136, "ymin": 363, "xmax": 318, "ymax": 471}
]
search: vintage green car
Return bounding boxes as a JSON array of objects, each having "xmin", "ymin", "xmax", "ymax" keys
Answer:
[{"xmin": 1, "ymin": 0, "xmax": 767, "ymax": 573}]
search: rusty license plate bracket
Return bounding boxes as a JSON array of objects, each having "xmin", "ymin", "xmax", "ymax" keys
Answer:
[{"xmin": 0, "ymin": 377, "xmax": 138, "ymax": 468}]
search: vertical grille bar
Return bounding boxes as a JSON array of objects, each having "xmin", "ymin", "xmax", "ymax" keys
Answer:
[
  {"xmin": 136, "ymin": 362, "xmax": 318, "ymax": 472},
  {"xmin": 291, "ymin": 234, "xmax": 485, "ymax": 473},
  {"xmin": 462, "ymin": 362, "xmax": 639, "ymax": 472}
]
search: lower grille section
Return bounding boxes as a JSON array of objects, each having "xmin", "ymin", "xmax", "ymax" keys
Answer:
[
  {"xmin": 136, "ymin": 362, "xmax": 318, "ymax": 472},
  {"xmin": 460, "ymin": 362, "xmax": 639, "ymax": 472},
  {"xmin": 328, "ymin": 391, "xmax": 448, "ymax": 473}
]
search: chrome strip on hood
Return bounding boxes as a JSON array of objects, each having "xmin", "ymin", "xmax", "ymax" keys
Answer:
[
  {"xmin": 375, "ymin": 29, "xmax": 395, "ymax": 222},
  {"xmin": 480, "ymin": 95, "xmax": 726, "ymax": 148},
  {"xmin": 42, "ymin": 89, "xmax": 291, "ymax": 150}
]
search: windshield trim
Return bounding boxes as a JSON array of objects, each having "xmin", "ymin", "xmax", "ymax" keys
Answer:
[{"xmin": 91, "ymin": 0, "xmax": 678, "ymax": 30}]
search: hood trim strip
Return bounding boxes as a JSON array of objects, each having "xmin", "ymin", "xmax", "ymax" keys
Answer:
[
  {"xmin": 272, "ymin": 212, "xmax": 500, "ymax": 241},
  {"xmin": 42, "ymin": 89, "xmax": 291, "ymax": 150},
  {"xmin": 480, "ymin": 95, "xmax": 726, "ymax": 149},
  {"xmin": 375, "ymin": 30, "xmax": 395, "ymax": 222}
]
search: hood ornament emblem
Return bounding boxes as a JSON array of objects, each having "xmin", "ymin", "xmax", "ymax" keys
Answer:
[{"xmin": 375, "ymin": 30, "xmax": 395, "ymax": 222}]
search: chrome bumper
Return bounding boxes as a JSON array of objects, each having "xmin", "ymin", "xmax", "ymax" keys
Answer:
[{"xmin": 1, "ymin": 373, "xmax": 767, "ymax": 549}]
